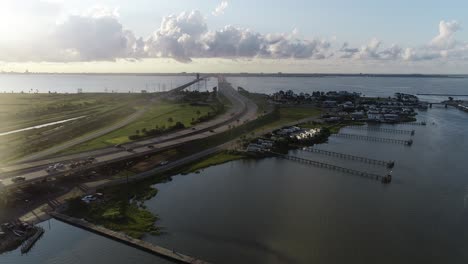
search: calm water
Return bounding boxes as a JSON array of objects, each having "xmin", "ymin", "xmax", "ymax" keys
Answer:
[
  {"xmin": 1, "ymin": 77, "xmax": 467, "ymax": 263},
  {"xmin": 228, "ymin": 76, "xmax": 468, "ymax": 102},
  {"xmin": 1, "ymin": 219, "xmax": 171, "ymax": 264},
  {"xmin": 0, "ymin": 74, "xmax": 217, "ymax": 93},
  {"xmin": 141, "ymin": 107, "xmax": 468, "ymax": 264}
]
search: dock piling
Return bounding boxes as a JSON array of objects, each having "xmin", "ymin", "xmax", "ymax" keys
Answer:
[{"xmin": 331, "ymin": 133, "xmax": 413, "ymax": 146}]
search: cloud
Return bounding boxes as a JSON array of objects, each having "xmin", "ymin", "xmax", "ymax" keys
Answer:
[
  {"xmin": 339, "ymin": 39, "xmax": 403, "ymax": 60},
  {"xmin": 145, "ymin": 11, "xmax": 331, "ymax": 62},
  {"xmin": 54, "ymin": 13, "xmax": 133, "ymax": 61},
  {"xmin": 0, "ymin": 6, "xmax": 466, "ymax": 65},
  {"xmin": 212, "ymin": 1, "xmax": 229, "ymax": 16},
  {"xmin": 430, "ymin": 20, "xmax": 460, "ymax": 49},
  {"xmin": 402, "ymin": 20, "xmax": 466, "ymax": 61},
  {"xmin": 146, "ymin": 10, "xmax": 208, "ymax": 62}
]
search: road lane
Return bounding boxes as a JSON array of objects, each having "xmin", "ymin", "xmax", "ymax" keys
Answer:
[{"xmin": 0, "ymin": 80, "xmax": 258, "ymax": 190}]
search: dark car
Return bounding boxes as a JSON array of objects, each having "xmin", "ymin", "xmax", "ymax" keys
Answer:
[{"xmin": 12, "ymin": 176, "xmax": 26, "ymax": 183}]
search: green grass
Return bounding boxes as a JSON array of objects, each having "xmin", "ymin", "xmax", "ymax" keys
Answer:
[
  {"xmin": 0, "ymin": 93, "xmax": 143, "ymax": 131},
  {"xmin": 65, "ymin": 182, "xmax": 161, "ymax": 238},
  {"xmin": 62, "ymin": 102, "xmax": 213, "ymax": 154},
  {"xmin": 238, "ymin": 90, "xmax": 272, "ymax": 114},
  {"xmin": 184, "ymin": 151, "xmax": 246, "ymax": 173},
  {"xmin": 252, "ymin": 106, "xmax": 322, "ymax": 134},
  {"xmin": 0, "ymin": 94, "xmax": 145, "ymax": 164},
  {"xmin": 66, "ymin": 199, "xmax": 160, "ymax": 238}
]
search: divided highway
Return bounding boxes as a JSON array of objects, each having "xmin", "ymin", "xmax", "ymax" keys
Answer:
[{"xmin": 0, "ymin": 78, "xmax": 258, "ymax": 190}]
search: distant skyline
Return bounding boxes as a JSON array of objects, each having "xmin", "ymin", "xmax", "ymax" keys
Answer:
[{"xmin": 1, "ymin": 0, "xmax": 468, "ymax": 73}]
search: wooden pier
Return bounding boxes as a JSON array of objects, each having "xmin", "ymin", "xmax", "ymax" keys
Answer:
[
  {"xmin": 21, "ymin": 226, "xmax": 44, "ymax": 254},
  {"xmin": 275, "ymin": 153, "xmax": 391, "ymax": 183},
  {"xmin": 302, "ymin": 147, "xmax": 395, "ymax": 168},
  {"xmin": 400, "ymin": 121, "xmax": 426, "ymax": 126},
  {"xmin": 332, "ymin": 133, "xmax": 413, "ymax": 146},
  {"xmin": 346, "ymin": 126, "xmax": 415, "ymax": 136},
  {"xmin": 50, "ymin": 212, "xmax": 210, "ymax": 264}
]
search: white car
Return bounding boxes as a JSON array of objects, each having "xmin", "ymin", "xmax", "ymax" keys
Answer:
[{"xmin": 81, "ymin": 195, "xmax": 97, "ymax": 203}]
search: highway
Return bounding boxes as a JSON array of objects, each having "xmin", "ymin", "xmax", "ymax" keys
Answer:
[
  {"xmin": 0, "ymin": 78, "xmax": 258, "ymax": 190},
  {"xmin": 15, "ymin": 107, "xmax": 148, "ymax": 163}
]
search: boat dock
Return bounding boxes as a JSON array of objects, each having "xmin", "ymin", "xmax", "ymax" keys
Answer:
[
  {"xmin": 20, "ymin": 226, "xmax": 44, "ymax": 254},
  {"xmin": 331, "ymin": 133, "xmax": 413, "ymax": 146},
  {"xmin": 302, "ymin": 147, "xmax": 395, "ymax": 168},
  {"xmin": 400, "ymin": 121, "xmax": 426, "ymax": 126},
  {"xmin": 50, "ymin": 212, "xmax": 210, "ymax": 264},
  {"xmin": 274, "ymin": 153, "xmax": 391, "ymax": 183},
  {"xmin": 346, "ymin": 126, "xmax": 415, "ymax": 136}
]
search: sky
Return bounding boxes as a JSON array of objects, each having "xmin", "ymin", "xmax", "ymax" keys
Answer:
[{"xmin": 0, "ymin": 0, "xmax": 468, "ymax": 74}]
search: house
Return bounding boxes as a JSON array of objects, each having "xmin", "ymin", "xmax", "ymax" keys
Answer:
[
  {"xmin": 246, "ymin": 143, "xmax": 263, "ymax": 152},
  {"xmin": 322, "ymin": 100, "xmax": 337, "ymax": 108},
  {"xmin": 351, "ymin": 111, "xmax": 365, "ymax": 120},
  {"xmin": 384, "ymin": 114, "xmax": 399, "ymax": 122},
  {"xmin": 367, "ymin": 111, "xmax": 383, "ymax": 121}
]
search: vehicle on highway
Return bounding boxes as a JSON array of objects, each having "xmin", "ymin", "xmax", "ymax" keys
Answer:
[
  {"xmin": 126, "ymin": 148, "xmax": 134, "ymax": 152},
  {"xmin": 11, "ymin": 176, "xmax": 26, "ymax": 183},
  {"xmin": 46, "ymin": 166, "xmax": 56, "ymax": 173},
  {"xmin": 81, "ymin": 195, "xmax": 97, "ymax": 204},
  {"xmin": 87, "ymin": 156, "xmax": 96, "ymax": 161},
  {"xmin": 159, "ymin": 161, "xmax": 169, "ymax": 166},
  {"xmin": 115, "ymin": 144, "xmax": 122, "ymax": 148},
  {"xmin": 147, "ymin": 145, "xmax": 155, "ymax": 149}
]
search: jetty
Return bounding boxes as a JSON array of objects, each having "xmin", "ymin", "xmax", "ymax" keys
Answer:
[
  {"xmin": 20, "ymin": 226, "xmax": 44, "ymax": 254},
  {"xmin": 50, "ymin": 212, "xmax": 210, "ymax": 264},
  {"xmin": 274, "ymin": 153, "xmax": 391, "ymax": 183},
  {"xmin": 331, "ymin": 133, "xmax": 413, "ymax": 146},
  {"xmin": 346, "ymin": 126, "xmax": 415, "ymax": 136},
  {"xmin": 302, "ymin": 147, "xmax": 395, "ymax": 168}
]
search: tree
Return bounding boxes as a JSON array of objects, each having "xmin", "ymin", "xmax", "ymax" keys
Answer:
[
  {"xmin": 136, "ymin": 129, "xmax": 140, "ymax": 134},
  {"xmin": 167, "ymin": 117, "xmax": 173, "ymax": 123},
  {"xmin": 196, "ymin": 110, "xmax": 201, "ymax": 116},
  {"xmin": 448, "ymin": 96, "xmax": 454, "ymax": 101}
]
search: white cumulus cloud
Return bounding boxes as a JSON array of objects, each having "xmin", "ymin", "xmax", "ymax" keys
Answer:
[
  {"xmin": 0, "ymin": 5, "xmax": 467, "ymax": 66},
  {"xmin": 212, "ymin": 1, "xmax": 229, "ymax": 16}
]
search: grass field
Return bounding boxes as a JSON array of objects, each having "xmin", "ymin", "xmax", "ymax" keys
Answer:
[
  {"xmin": 0, "ymin": 93, "xmax": 148, "ymax": 163},
  {"xmin": 63, "ymin": 102, "xmax": 214, "ymax": 154},
  {"xmin": 251, "ymin": 106, "xmax": 322, "ymax": 134},
  {"xmin": 0, "ymin": 93, "xmax": 144, "ymax": 132},
  {"xmin": 183, "ymin": 151, "xmax": 246, "ymax": 173},
  {"xmin": 65, "ymin": 186, "xmax": 160, "ymax": 238}
]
